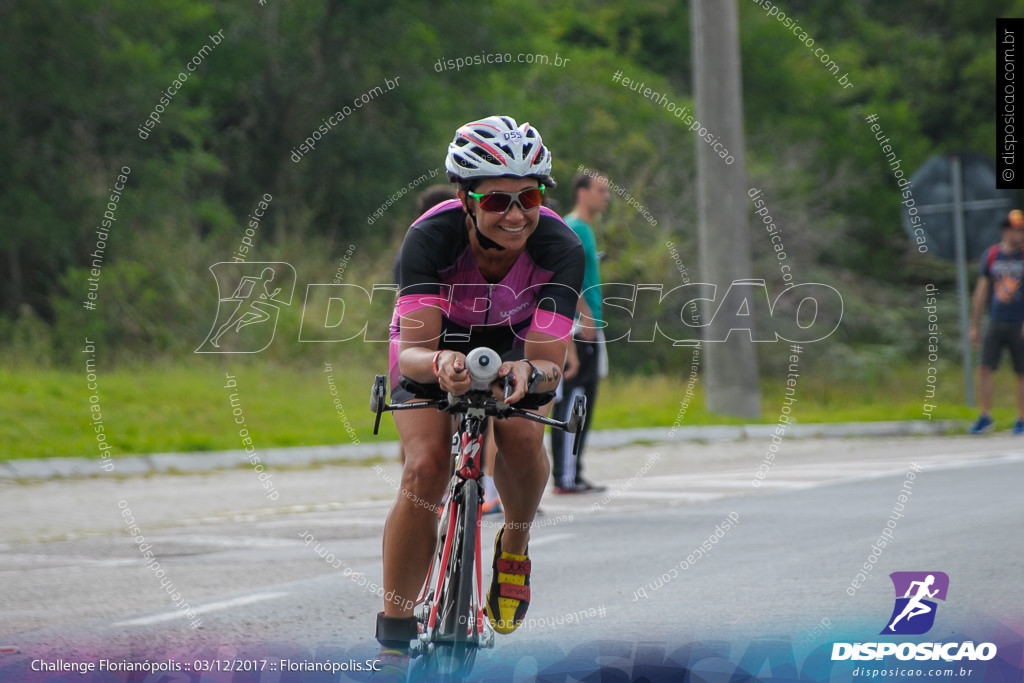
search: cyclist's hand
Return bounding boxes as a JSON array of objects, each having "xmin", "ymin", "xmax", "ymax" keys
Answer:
[
  {"xmin": 970, "ymin": 324, "xmax": 980, "ymax": 346},
  {"xmin": 497, "ymin": 360, "xmax": 531, "ymax": 405},
  {"xmin": 435, "ymin": 350, "xmax": 471, "ymax": 395}
]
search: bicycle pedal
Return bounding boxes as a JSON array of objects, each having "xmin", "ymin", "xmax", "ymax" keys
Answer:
[{"xmin": 481, "ymin": 629, "xmax": 495, "ymax": 649}]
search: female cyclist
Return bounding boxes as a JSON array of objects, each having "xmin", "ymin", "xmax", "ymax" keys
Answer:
[{"xmin": 374, "ymin": 115, "xmax": 584, "ymax": 669}]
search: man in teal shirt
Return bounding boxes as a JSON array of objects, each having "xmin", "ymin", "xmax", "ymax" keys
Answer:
[{"xmin": 552, "ymin": 171, "xmax": 610, "ymax": 493}]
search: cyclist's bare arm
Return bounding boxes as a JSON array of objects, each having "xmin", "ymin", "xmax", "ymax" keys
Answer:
[
  {"xmin": 497, "ymin": 330, "xmax": 567, "ymax": 405},
  {"xmin": 398, "ymin": 305, "xmax": 471, "ymax": 395}
]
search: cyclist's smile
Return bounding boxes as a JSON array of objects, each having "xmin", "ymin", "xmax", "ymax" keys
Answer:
[
  {"xmin": 478, "ymin": 212, "xmax": 535, "ymax": 246},
  {"xmin": 496, "ymin": 223, "xmax": 527, "ymax": 234},
  {"xmin": 465, "ymin": 177, "xmax": 541, "ymax": 246}
]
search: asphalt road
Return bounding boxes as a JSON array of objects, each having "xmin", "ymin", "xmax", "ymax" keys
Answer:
[{"xmin": 1, "ymin": 434, "xmax": 1021, "ymax": 680}]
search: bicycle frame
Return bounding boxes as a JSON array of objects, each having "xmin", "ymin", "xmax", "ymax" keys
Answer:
[
  {"xmin": 369, "ymin": 351, "xmax": 585, "ymax": 675},
  {"xmin": 420, "ymin": 407, "xmax": 491, "ymax": 653}
]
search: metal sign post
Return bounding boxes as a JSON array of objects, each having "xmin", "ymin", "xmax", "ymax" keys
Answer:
[{"xmin": 950, "ymin": 156, "xmax": 974, "ymax": 406}]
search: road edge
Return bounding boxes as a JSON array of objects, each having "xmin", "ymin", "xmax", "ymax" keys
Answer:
[{"xmin": 0, "ymin": 420, "xmax": 966, "ymax": 480}]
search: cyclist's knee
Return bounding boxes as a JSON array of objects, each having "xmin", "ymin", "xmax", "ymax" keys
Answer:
[
  {"xmin": 493, "ymin": 423, "xmax": 545, "ymax": 462},
  {"xmin": 400, "ymin": 444, "xmax": 449, "ymax": 501}
]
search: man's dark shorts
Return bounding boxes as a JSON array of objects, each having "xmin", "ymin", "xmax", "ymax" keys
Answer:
[{"xmin": 981, "ymin": 319, "xmax": 1024, "ymax": 373}]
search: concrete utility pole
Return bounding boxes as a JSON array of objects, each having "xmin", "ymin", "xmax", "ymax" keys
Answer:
[{"xmin": 690, "ymin": 0, "xmax": 761, "ymax": 417}]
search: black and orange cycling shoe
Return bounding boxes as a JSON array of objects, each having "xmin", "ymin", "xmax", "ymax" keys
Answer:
[{"xmin": 485, "ymin": 526, "xmax": 531, "ymax": 634}]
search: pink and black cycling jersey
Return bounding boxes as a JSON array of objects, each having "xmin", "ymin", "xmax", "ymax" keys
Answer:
[{"xmin": 389, "ymin": 198, "xmax": 583, "ymax": 391}]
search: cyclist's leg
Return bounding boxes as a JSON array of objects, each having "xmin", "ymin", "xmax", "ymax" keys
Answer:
[
  {"xmin": 487, "ymin": 412, "xmax": 548, "ymax": 633},
  {"xmin": 491, "ymin": 408, "xmax": 551, "ymax": 554},
  {"xmin": 382, "ymin": 406, "xmax": 453, "ymax": 618},
  {"xmin": 483, "ymin": 424, "xmax": 497, "ymax": 478},
  {"xmin": 481, "ymin": 424, "xmax": 501, "ymax": 509}
]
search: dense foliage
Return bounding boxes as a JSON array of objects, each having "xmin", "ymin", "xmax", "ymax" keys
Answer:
[{"xmin": 2, "ymin": 0, "xmax": 1020, "ymax": 379}]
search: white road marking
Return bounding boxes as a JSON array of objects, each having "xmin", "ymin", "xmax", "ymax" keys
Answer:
[
  {"xmin": 556, "ymin": 451, "xmax": 1024, "ymax": 512},
  {"xmin": 0, "ymin": 554, "xmax": 136, "ymax": 568},
  {"xmin": 113, "ymin": 591, "xmax": 288, "ymax": 626},
  {"xmin": 610, "ymin": 490, "xmax": 730, "ymax": 501},
  {"xmin": 255, "ymin": 517, "xmax": 386, "ymax": 529},
  {"xmin": 143, "ymin": 535, "xmax": 298, "ymax": 548}
]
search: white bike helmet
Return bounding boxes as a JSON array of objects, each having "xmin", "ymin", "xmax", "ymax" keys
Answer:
[{"xmin": 445, "ymin": 115, "xmax": 555, "ymax": 188}]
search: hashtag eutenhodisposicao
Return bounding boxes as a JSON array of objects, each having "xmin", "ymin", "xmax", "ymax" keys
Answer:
[{"xmin": 611, "ymin": 70, "xmax": 735, "ymax": 165}]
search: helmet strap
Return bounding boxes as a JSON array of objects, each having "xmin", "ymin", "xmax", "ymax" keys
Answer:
[{"xmin": 465, "ymin": 200, "xmax": 506, "ymax": 251}]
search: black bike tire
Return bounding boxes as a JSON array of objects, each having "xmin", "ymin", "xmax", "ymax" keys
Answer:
[
  {"xmin": 452, "ymin": 477, "xmax": 478, "ymax": 642},
  {"xmin": 428, "ymin": 478, "xmax": 480, "ymax": 680}
]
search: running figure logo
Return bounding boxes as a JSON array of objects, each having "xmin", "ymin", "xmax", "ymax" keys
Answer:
[
  {"xmin": 196, "ymin": 262, "xmax": 296, "ymax": 353},
  {"xmin": 881, "ymin": 571, "xmax": 949, "ymax": 635}
]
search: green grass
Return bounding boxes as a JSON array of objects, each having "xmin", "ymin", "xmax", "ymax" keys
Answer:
[
  {"xmin": 1, "ymin": 357, "xmax": 398, "ymax": 461},
  {"xmin": 0, "ymin": 359, "xmax": 1001, "ymax": 461},
  {"xmin": 594, "ymin": 364, "xmax": 982, "ymax": 428}
]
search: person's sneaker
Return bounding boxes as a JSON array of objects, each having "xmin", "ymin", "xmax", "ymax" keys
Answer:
[
  {"xmin": 1014, "ymin": 418, "xmax": 1024, "ymax": 435},
  {"xmin": 481, "ymin": 497, "xmax": 503, "ymax": 516},
  {"xmin": 553, "ymin": 479, "xmax": 607, "ymax": 494},
  {"xmin": 485, "ymin": 527, "xmax": 531, "ymax": 634},
  {"xmin": 968, "ymin": 414, "xmax": 994, "ymax": 434}
]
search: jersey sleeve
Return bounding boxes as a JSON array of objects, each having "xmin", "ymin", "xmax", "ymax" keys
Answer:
[{"xmin": 396, "ymin": 222, "xmax": 452, "ymax": 318}]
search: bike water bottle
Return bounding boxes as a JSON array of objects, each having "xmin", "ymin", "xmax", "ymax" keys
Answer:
[{"xmin": 465, "ymin": 348, "xmax": 501, "ymax": 391}]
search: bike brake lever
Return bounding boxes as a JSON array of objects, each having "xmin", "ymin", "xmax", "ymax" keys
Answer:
[{"xmin": 502, "ymin": 375, "xmax": 514, "ymax": 402}]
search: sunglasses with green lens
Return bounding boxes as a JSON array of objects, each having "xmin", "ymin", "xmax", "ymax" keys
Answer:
[{"xmin": 467, "ymin": 186, "xmax": 544, "ymax": 214}]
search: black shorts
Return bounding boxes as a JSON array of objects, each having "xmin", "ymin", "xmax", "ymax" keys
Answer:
[{"xmin": 981, "ymin": 320, "xmax": 1024, "ymax": 373}]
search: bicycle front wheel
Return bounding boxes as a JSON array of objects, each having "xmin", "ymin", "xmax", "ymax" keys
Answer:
[{"xmin": 430, "ymin": 477, "xmax": 480, "ymax": 679}]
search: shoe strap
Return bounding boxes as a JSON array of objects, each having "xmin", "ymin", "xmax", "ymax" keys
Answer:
[
  {"xmin": 498, "ymin": 582, "xmax": 531, "ymax": 601},
  {"xmin": 496, "ymin": 557, "xmax": 531, "ymax": 574},
  {"xmin": 375, "ymin": 612, "xmax": 418, "ymax": 649}
]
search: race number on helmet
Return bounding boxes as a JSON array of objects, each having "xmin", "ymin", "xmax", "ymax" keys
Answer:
[{"xmin": 445, "ymin": 115, "xmax": 555, "ymax": 187}]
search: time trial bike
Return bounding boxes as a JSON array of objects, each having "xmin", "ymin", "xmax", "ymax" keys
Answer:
[{"xmin": 370, "ymin": 347, "xmax": 585, "ymax": 681}]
